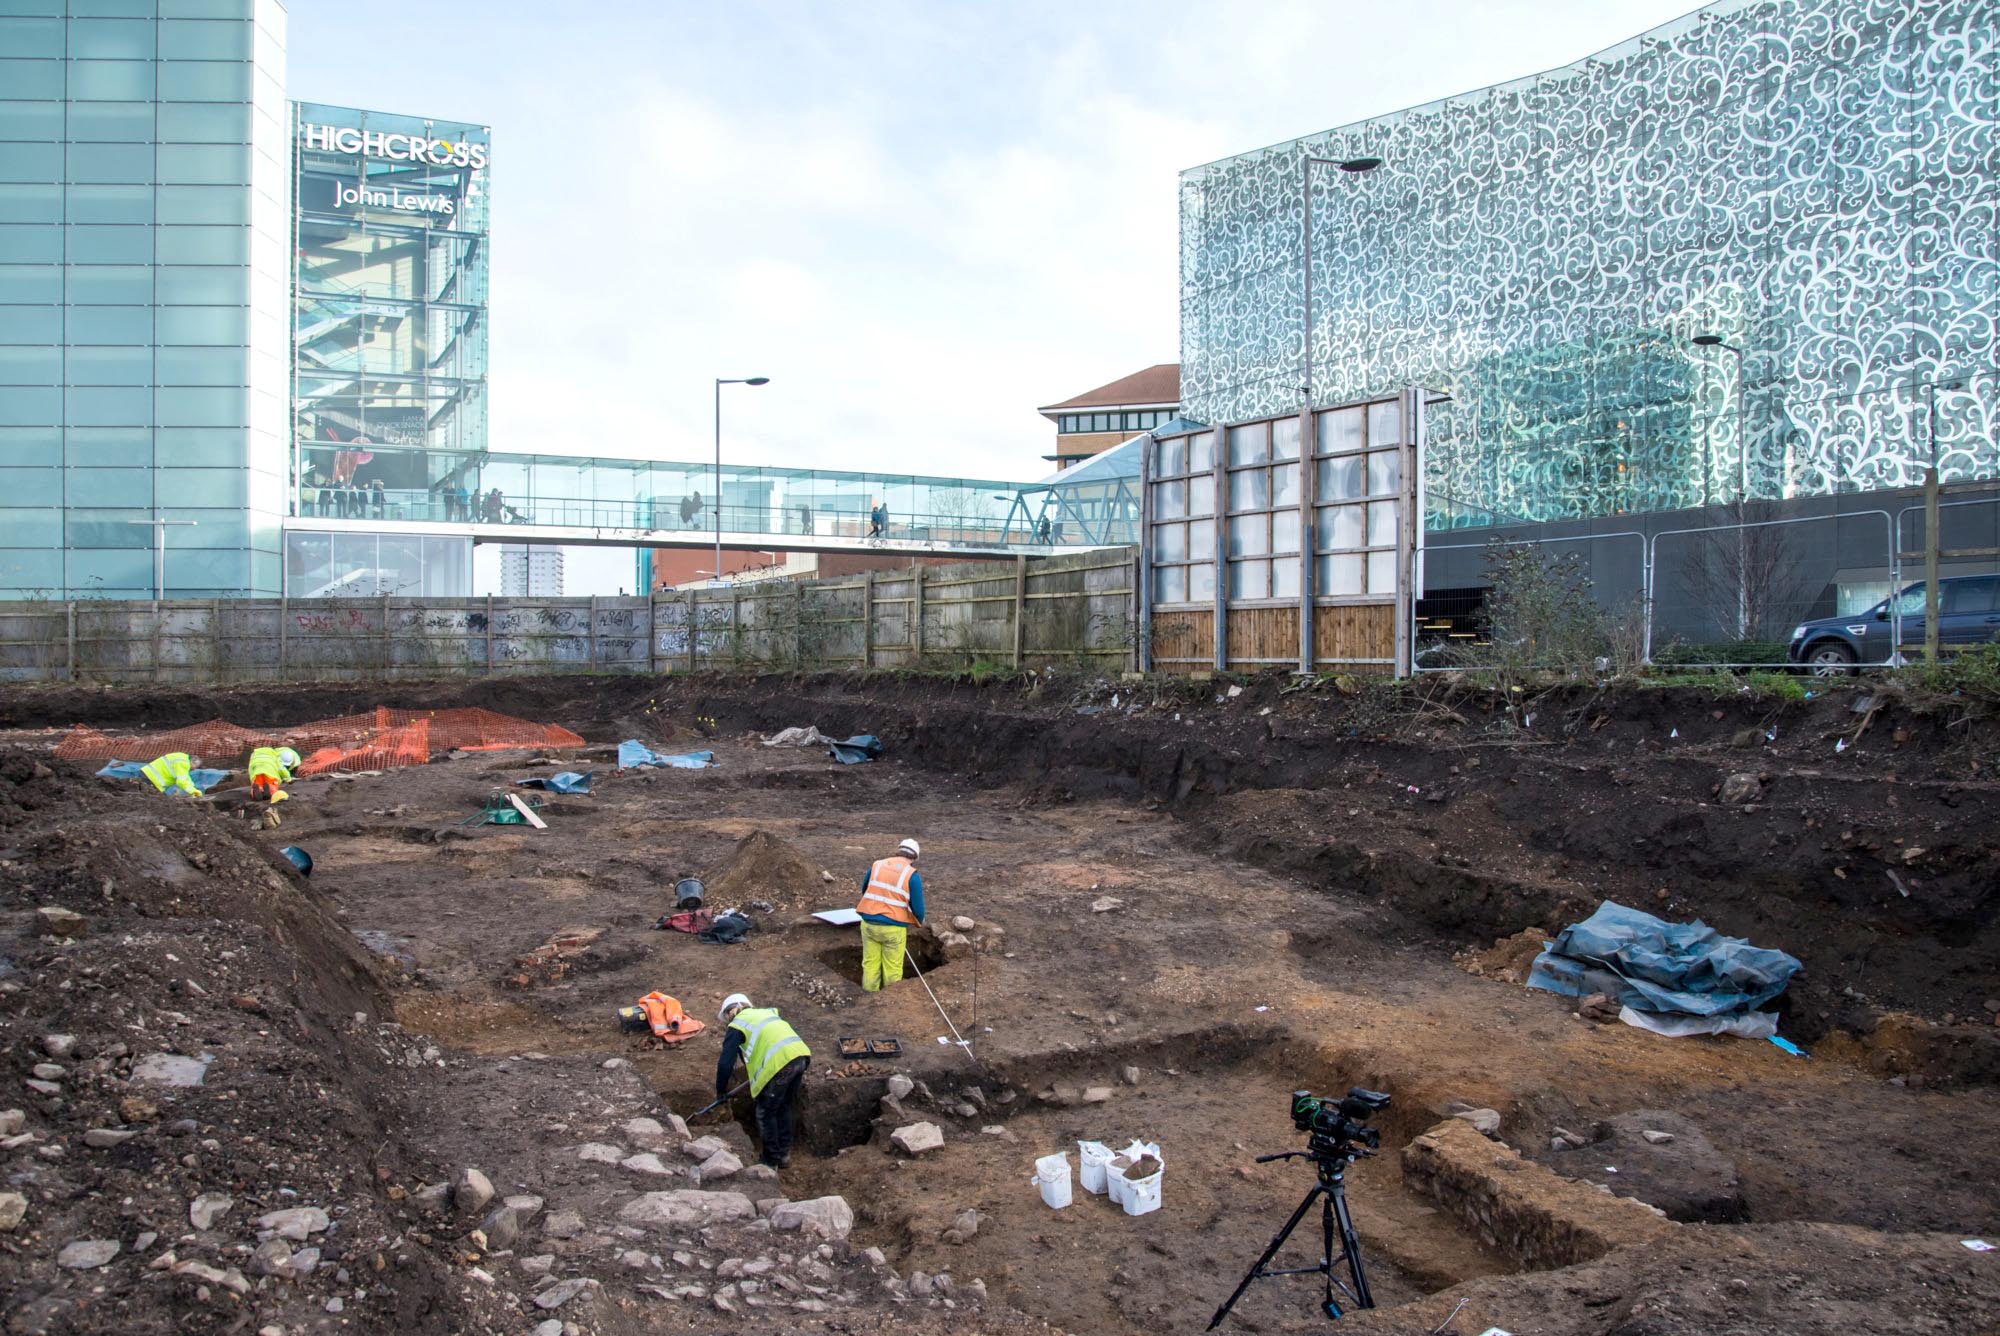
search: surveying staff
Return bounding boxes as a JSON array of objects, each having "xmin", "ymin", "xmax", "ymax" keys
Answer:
[
  {"xmin": 141, "ymin": 752, "xmax": 201, "ymax": 797},
  {"xmin": 247, "ymin": 746, "xmax": 300, "ymax": 803},
  {"xmin": 856, "ymin": 838, "xmax": 924, "ymax": 992},
  {"xmin": 715, "ymin": 994, "xmax": 810, "ymax": 1169}
]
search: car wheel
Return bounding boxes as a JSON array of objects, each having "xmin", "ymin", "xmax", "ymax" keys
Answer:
[{"xmin": 1805, "ymin": 641, "xmax": 1857, "ymax": 677}]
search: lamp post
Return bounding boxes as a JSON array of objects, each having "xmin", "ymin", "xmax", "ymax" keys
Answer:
[
  {"xmin": 1300, "ymin": 155, "xmax": 1381, "ymax": 403},
  {"xmin": 713, "ymin": 376, "xmax": 770, "ymax": 583},
  {"xmin": 125, "ymin": 518, "xmax": 197, "ymax": 602},
  {"xmin": 1693, "ymin": 334, "xmax": 1749, "ymax": 637}
]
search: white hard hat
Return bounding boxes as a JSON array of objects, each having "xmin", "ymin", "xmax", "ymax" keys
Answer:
[
  {"xmin": 718, "ymin": 992, "xmax": 751, "ymax": 1021},
  {"xmin": 277, "ymin": 747, "xmax": 300, "ymax": 769},
  {"xmin": 899, "ymin": 838, "xmax": 920, "ymax": 857}
]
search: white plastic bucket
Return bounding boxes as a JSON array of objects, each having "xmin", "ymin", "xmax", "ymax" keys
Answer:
[
  {"xmin": 1034, "ymin": 1152, "xmax": 1072, "ymax": 1209},
  {"xmin": 1077, "ymin": 1140, "xmax": 1112, "ymax": 1195},
  {"xmin": 1108, "ymin": 1140, "xmax": 1164, "ymax": 1217},
  {"xmin": 1119, "ymin": 1156, "xmax": 1164, "ymax": 1217}
]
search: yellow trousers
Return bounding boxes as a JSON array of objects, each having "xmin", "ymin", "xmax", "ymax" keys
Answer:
[{"xmin": 860, "ymin": 923, "xmax": 907, "ymax": 992}]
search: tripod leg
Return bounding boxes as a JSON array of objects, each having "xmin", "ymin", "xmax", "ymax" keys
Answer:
[
  {"xmin": 1207, "ymin": 1186, "xmax": 1325, "ymax": 1332},
  {"xmin": 1331, "ymin": 1185, "xmax": 1375, "ymax": 1310},
  {"xmin": 1320, "ymin": 1191, "xmax": 1343, "ymax": 1319}
]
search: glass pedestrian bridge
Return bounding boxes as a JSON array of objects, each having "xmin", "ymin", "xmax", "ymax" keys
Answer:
[{"xmin": 287, "ymin": 435, "xmax": 1144, "ymax": 556}]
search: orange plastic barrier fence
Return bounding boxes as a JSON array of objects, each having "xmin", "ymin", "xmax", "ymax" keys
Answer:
[{"xmin": 54, "ymin": 706, "xmax": 583, "ymax": 773}]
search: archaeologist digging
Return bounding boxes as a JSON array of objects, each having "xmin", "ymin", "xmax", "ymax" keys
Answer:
[
  {"xmin": 715, "ymin": 993, "xmax": 811, "ymax": 1169},
  {"xmin": 246, "ymin": 745, "xmax": 300, "ymax": 803},
  {"xmin": 856, "ymin": 837, "xmax": 925, "ymax": 992},
  {"xmin": 140, "ymin": 751, "xmax": 202, "ymax": 797}
]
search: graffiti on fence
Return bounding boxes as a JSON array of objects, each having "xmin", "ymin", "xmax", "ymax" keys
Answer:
[
  {"xmin": 655, "ymin": 600, "xmax": 733, "ymax": 658},
  {"xmin": 294, "ymin": 609, "xmax": 370, "ymax": 631}
]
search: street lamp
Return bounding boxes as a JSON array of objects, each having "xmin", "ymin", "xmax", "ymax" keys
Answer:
[
  {"xmin": 1300, "ymin": 155, "xmax": 1382, "ymax": 402},
  {"xmin": 125, "ymin": 517, "xmax": 197, "ymax": 602},
  {"xmin": 713, "ymin": 376, "xmax": 771, "ymax": 582}
]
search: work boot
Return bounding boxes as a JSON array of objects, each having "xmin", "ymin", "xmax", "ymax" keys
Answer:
[{"xmin": 761, "ymin": 1154, "xmax": 789, "ymax": 1170}]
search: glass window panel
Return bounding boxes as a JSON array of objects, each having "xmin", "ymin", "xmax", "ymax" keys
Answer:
[
  {"xmin": 1318, "ymin": 553, "xmax": 1363, "ymax": 596},
  {"xmin": 65, "ymin": 426, "xmax": 151, "ymax": 466},
  {"xmin": 157, "ymin": 345, "xmax": 242, "ymax": 385},
  {"xmin": 158, "ymin": 61, "xmax": 250, "ymax": 102},
  {"xmin": 0, "ymin": 346, "xmax": 59, "ymax": 383},
  {"xmin": 157, "ymin": 143, "xmax": 246, "ymax": 185},
  {"xmin": 66, "ymin": 345, "xmax": 149, "ymax": 385},
  {"xmin": 0, "ymin": 305, "xmax": 63, "ymax": 342},
  {"xmin": 155, "ymin": 465, "xmax": 245, "ymax": 508},
  {"xmin": 1367, "ymin": 550, "xmax": 1397, "ymax": 593},
  {"xmin": 65, "ymin": 265, "xmax": 149, "ymax": 304},
  {"xmin": 0, "ymin": 19, "xmax": 63, "ymax": 58},
  {"xmin": 65, "ymin": 385, "xmax": 148, "ymax": 425},
  {"xmin": 65, "ymin": 184, "xmax": 151, "ymax": 224},
  {"xmin": 156, "ymin": 426, "xmax": 245, "ymax": 467},
  {"xmin": 1317, "ymin": 406, "xmax": 1364, "ymax": 454},
  {"xmin": 1189, "ymin": 431, "xmax": 1215, "ymax": 472},
  {"xmin": 1228, "ymin": 513, "xmax": 1270, "ymax": 557},
  {"xmin": 1151, "ymin": 521, "xmax": 1187, "ymax": 563},
  {"xmin": 0, "ymin": 60, "xmax": 64, "ymax": 102},
  {"xmin": 1367, "ymin": 449, "xmax": 1401, "ymax": 495},
  {"xmin": 1092, "ymin": 413, "xmax": 1108, "ymax": 431},
  {"xmin": 0, "ymin": 182, "xmax": 62, "ymax": 223},
  {"xmin": 67, "ymin": 304, "xmax": 150, "ymax": 343},
  {"xmin": 1152, "ymin": 479, "xmax": 1187, "ymax": 520},
  {"xmin": 64, "ymin": 101, "xmax": 152, "ymax": 141},
  {"xmin": 0, "ymin": 264, "xmax": 59, "ymax": 303},
  {"xmin": 1227, "ymin": 422, "xmax": 1269, "ymax": 466},
  {"xmin": 155, "ymin": 304, "xmax": 242, "ymax": 344},
  {"xmin": 1272, "ymin": 556, "xmax": 1301, "ymax": 598},
  {"xmin": 1152, "ymin": 564, "xmax": 1187, "ymax": 604},
  {"xmin": 0, "ymin": 386, "xmax": 58, "ymax": 424},
  {"xmin": 160, "ymin": 18, "xmax": 249, "ymax": 59},
  {"xmin": 1154, "ymin": 436, "xmax": 1186, "ymax": 477},
  {"xmin": 67, "ymin": 59, "xmax": 155, "ymax": 101},
  {"xmin": 68, "ymin": 18, "xmax": 154, "ymax": 59},
  {"xmin": 155, "ymin": 223, "xmax": 244, "ymax": 265},
  {"xmin": 1317, "ymin": 454, "xmax": 1362, "ymax": 500},
  {"xmin": 0, "ymin": 223, "xmax": 59, "ymax": 262},
  {"xmin": 66, "ymin": 224, "xmax": 151, "ymax": 263},
  {"xmin": 1273, "ymin": 462, "xmax": 1299, "ymax": 506},
  {"xmin": 0, "ymin": 428, "xmax": 61, "ymax": 467},
  {"xmin": 0, "ymin": 101, "xmax": 63, "ymax": 140},
  {"xmin": 1189, "ymin": 561, "xmax": 1215, "ymax": 602},
  {"xmin": 156, "ymin": 102, "xmax": 246, "ymax": 144},
  {"xmin": 1229, "ymin": 467, "xmax": 1269, "ymax": 512},
  {"xmin": 67, "ymin": 142, "xmax": 152, "ymax": 184},
  {"xmin": 1367, "ymin": 500, "xmax": 1399, "ymax": 546},
  {"xmin": 156, "ymin": 265, "xmax": 242, "ymax": 304},
  {"xmin": 1189, "ymin": 474, "xmax": 1214, "ymax": 517},
  {"xmin": 1315, "ymin": 504, "xmax": 1363, "ymax": 551},
  {"xmin": 0, "ymin": 143, "xmax": 61, "ymax": 182},
  {"xmin": 1272, "ymin": 509, "xmax": 1301, "ymax": 554},
  {"xmin": 1189, "ymin": 517, "xmax": 1214, "ymax": 561},
  {"xmin": 1367, "ymin": 400, "xmax": 1401, "ymax": 446},
  {"xmin": 1229, "ymin": 559, "xmax": 1270, "ymax": 600},
  {"xmin": 67, "ymin": 465, "xmax": 152, "ymax": 506},
  {"xmin": 156, "ymin": 385, "xmax": 244, "ymax": 426},
  {"xmin": 1272, "ymin": 415, "xmax": 1301, "ymax": 461}
]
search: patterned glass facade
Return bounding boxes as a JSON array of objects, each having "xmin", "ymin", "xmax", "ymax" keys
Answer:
[
  {"xmin": 0, "ymin": 0, "xmax": 291, "ymax": 598},
  {"xmin": 1178, "ymin": 0, "xmax": 1999, "ymax": 528}
]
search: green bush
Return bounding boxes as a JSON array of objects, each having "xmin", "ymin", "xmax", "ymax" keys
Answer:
[{"xmin": 1906, "ymin": 640, "xmax": 2000, "ymax": 709}]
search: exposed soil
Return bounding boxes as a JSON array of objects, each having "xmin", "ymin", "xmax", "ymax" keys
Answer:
[{"xmin": 1, "ymin": 670, "xmax": 1996, "ymax": 1335}]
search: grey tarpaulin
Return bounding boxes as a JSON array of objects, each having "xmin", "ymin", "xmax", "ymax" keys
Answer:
[
  {"xmin": 1526, "ymin": 900, "xmax": 1801, "ymax": 1019},
  {"xmin": 828, "ymin": 735, "xmax": 883, "ymax": 765}
]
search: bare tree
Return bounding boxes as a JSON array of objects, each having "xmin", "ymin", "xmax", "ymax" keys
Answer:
[{"xmin": 1674, "ymin": 499, "xmax": 1812, "ymax": 643}]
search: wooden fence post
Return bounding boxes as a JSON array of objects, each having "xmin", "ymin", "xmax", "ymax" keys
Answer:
[
  {"xmin": 862, "ymin": 571, "xmax": 875, "ymax": 669},
  {"xmin": 912, "ymin": 562, "xmax": 926, "ymax": 661},
  {"xmin": 646, "ymin": 593, "xmax": 658, "ymax": 675},
  {"xmin": 1012, "ymin": 555, "xmax": 1027, "ymax": 667},
  {"xmin": 382, "ymin": 593, "xmax": 392, "ymax": 680},
  {"xmin": 65, "ymin": 601, "xmax": 76, "ymax": 682},
  {"xmin": 687, "ymin": 590, "xmax": 699, "ymax": 672},
  {"xmin": 277, "ymin": 596, "xmax": 287, "ymax": 682},
  {"xmin": 794, "ymin": 582, "xmax": 806, "ymax": 667},
  {"xmin": 587, "ymin": 595, "xmax": 598, "ymax": 673},
  {"xmin": 486, "ymin": 594, "xmax": 496, "ymax": 676},
  {"xmin": 732, "ymin": 591, "xmax": 742, "ymax": 668}
]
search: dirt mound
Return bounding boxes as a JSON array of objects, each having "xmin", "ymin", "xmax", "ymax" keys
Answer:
[
  {"xmin": 1456, "ymin": 926, "xmax": 1550, "ymax": 984},
  {"xmin": 704, "ymin": 828, "xmax": 829, "ymax": 910}
]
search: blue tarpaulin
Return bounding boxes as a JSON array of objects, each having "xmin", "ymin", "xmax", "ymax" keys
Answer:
[
  {"xmin": 828, "ymin": 734, "xmax": 883, "ymax": 765},
  {"xmin": 96, "ymin": 760, "xmax": 229, "ymax": 793},
  {"xmin": 1527, "ymin": 900, "xmax": 1801, "ymax": 1018},
  {"xmin": 516, "ymin": 771, "xmax": 593, "ymax": 794},
  {"xmin": 617, "ymin": 741, "xmax": 714, "ymax": 770}
]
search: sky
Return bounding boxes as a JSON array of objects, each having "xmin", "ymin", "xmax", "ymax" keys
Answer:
[{"xmin": 288, "ymin": 0, "xmax": 1700, "ymax": 593}]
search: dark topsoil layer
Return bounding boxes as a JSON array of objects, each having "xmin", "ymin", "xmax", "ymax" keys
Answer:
[{"xmin": 8, "ymin": 670, "xmax": 1996, "ymax": 1059}]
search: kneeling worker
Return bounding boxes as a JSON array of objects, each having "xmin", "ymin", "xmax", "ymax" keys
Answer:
[
  {"xmin": 141, "ymin": 752, "xmax": 202, "ymax": 797},
  {"xmin": 856, "ymin": 837, "xmax": 924, "ymax": 992},
  {"xmin": 716, "ymin": 993, "xmax": 811, "ymax": 1169},
  {"xmin": 247, "ymin": 745, "xmax": 300, "ymax": 803}
]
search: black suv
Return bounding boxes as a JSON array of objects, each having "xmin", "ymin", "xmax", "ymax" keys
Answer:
[{"xmin": 1787, "ymin": 574, "xmax": 2000, "ymax": 674}]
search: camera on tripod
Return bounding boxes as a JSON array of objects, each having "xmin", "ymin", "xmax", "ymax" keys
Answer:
[{"xmin": 1290, "ymin": 1087, "xmax": 1389, "ymax": 1162}]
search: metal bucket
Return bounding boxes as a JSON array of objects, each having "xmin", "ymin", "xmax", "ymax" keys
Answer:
[{"xmin": 674, "ymin": 877, "xmax": 705, "ymax": 909}]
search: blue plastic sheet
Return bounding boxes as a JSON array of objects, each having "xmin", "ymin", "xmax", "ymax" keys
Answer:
[
  {"xmin": 617, "ymin": 741, "xmax": 714, "ymax": 770},
  {"xmin": 1526, "ymin": 900, "xmax": 1801, "ymax": 1018},
  {"xmin": 516, "ymin": 771, "xmax": 593, "ymax": 794},
  {"xmin": 96, "ymin": 760, "xmax": 229, "ymax": 793},
  {"xmin": 828, "ymin": 734, "xmax": 883, "ymax": 765}
]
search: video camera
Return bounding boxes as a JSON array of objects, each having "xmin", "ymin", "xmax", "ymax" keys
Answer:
[{"xmin": 1290, "ymin": 1087, "xmax": 1390, "ymax": 1164}]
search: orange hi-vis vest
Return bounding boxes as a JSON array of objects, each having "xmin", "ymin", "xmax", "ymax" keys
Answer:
[{"xmin": 857, "ymin": 855, "xmax": 918, "ymax": 927}]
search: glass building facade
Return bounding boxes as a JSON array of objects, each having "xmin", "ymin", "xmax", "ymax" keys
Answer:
[
  {"xmin": 0, "ymin": 0, "xmax": 291, "ymax": 598},
  {"xmin": 1178, "ymin": 0, "xmax": 1998, "ymax": 529},
  {"xmin": 283, "ymin": 99, "xmax": 489, "ymax": 596}
]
